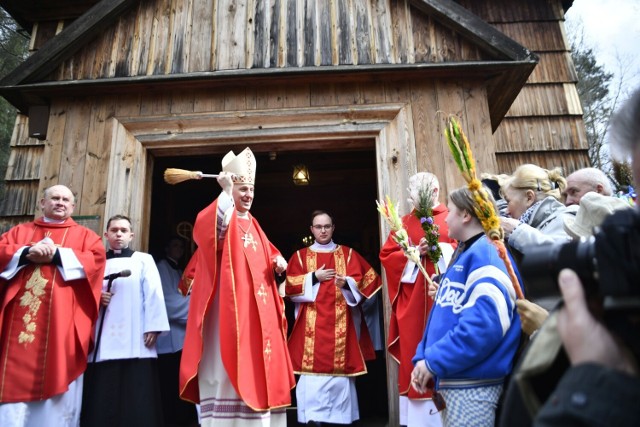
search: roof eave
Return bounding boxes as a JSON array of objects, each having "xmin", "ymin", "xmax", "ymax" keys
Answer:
[{"xmin": 0, "ymin": 61, "xmax": 538, "ymax": 129}]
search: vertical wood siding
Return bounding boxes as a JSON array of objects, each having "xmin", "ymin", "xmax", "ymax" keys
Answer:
[
  {"xmin": 51, "ymin": 0, "xmax": 486, "ymax": 81},
  {"xmin": 462, "ymin": 0, "xmax": 591, "ymax": 175}
]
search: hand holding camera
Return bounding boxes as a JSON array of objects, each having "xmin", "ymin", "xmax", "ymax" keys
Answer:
[{"xmin": 557, "ymin": 269, "xmax": 638, "ymax": 376}]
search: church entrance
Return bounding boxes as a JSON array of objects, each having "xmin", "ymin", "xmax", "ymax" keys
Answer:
[{"xmin": 148, "ymin": 144, "xmax": 389, "ymax": 424}]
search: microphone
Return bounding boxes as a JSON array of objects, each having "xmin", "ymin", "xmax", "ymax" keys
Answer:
[{"xmin": 103, "ymin": 270, "xmax": 132, "ymax": 281}]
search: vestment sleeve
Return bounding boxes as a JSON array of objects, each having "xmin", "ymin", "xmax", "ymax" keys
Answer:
[
  {"xmin": 141, "ymin": 254, "xmax": 170, "ymax": 333},
  {"xmin": 157, "ymin": 261, "xmax": 190, "ymax": 323}
]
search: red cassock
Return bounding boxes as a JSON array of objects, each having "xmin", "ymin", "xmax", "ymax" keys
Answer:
[
  {"xmin": 0, "ymin": 218, "xmax": 105, "ymax": 402},
  {"xmin": 178, "ymin": 249, "xmax": 197, "ymax": 296},
  {"xmin": 379, "ymin": 206, "xmax": 456, "ymax": 398},
  {"xmin": 179, "ymin": 198, "xmax": 295, "ymax": 410},
  {"xmin": 285, "ymin": 246, "xmax": 381, "ymax": 375}
]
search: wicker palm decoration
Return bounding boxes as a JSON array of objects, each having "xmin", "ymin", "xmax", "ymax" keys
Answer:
[{"xmin": 445, "ymin": 117, "xmax": 524, "ymax": 299}]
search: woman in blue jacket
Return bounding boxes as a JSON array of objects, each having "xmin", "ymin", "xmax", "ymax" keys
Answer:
[{"xmin": 411, "ymin": 186, "xmax": 522, "ymax": 427}]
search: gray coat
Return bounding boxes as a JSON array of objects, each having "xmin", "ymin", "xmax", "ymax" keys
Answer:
[{"xmin": 508, "ymin": 197, "xmax": 576, "ymax": 254}]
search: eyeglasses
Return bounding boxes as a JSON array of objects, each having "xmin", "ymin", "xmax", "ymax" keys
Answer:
[{"xmin": 312, "ymin": 225, "xmax": 333, "ymax": 231}]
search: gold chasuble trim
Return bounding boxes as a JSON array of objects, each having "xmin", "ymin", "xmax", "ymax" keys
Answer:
[
  {"xmin": 333, "ymin": 248, "xmax": 348, "ymax": 373},
  {"xmin": 301, "ymin": 306, "xmax": 317, "ymax": 371},
  {"xmin": 301, "ymin": 251, "xmax": 318, "ymax": 372},
  {"xmin": 360, "ymin": 268, "xmax": 379, "ymax": 293}
]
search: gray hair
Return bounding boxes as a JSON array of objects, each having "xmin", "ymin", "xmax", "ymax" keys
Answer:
[
  {"xmin": 408, "ymin": 172, "xmax": 439, "ymax": 209},
  {"xmin": 567, "ymin": 167, "xmax": 613, "ymax": 196}
]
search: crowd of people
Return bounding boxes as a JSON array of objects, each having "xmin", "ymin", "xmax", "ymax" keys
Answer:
[{"xmin": 0, "ymin": 87, "xmax": 638, "ymax": 427}]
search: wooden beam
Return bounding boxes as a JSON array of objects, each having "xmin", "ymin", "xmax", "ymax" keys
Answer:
[
  {"xmin": 410, "ymin": 0, "xmax": 539, "ymax": 61},
  {"xmin": 0, "ymin": 0, "xmax": 140, "ymax": 86},
  {"xmin": 1, "ymin": 60, "xmax": 536, "ymax": 112}
]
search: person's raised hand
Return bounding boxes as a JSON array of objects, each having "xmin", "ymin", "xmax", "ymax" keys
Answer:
[
  {"xmin": 217, "ymin": 172, "xmax": 234, "ymax": 194},
  {"xmin": 315, "ymin": 264, "xmax": 336, "ymax": 282},
  {"xmin": 557, "ymin": 269, "xmax": 637, "ymax": 376},
  {"xmin": 273, "ymin": 256, "xmax": 287, "ymax": 274},
  {"xmin": 428, "ymin": 279, "xmax": 439, "ymax": 299},
  {"xmin": 516, "ymin": 299, "xmax": 549, "ymax": 335},
  {"xmin": 500, "ymin": 217, "xmax": 521, "ymax": 238}
]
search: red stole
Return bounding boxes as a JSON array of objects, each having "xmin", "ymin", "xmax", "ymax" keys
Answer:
[
  {"xmin": 180, "ymin": 199, "xmax": 294, "ymax": 410},
  {"xmin": 379, "ymin": 206, "xmax": 456, "ymax": 397},
  {"xmin": 285, "ymin": 245, "xmax": 381, "ymax": 376},
  {"xmin": 0, "ymin": 218, "xmax": 105, "ymax": 402}
]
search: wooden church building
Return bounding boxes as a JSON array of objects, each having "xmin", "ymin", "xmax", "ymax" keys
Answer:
[{"xmin": 0, "ymin": 0, "xmax": 587, "ymax": 423}]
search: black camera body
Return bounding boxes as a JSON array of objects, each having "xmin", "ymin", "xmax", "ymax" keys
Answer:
[
  {"xmin": 521, "ymin": 207, "xmax": 640, "ymax": 355},
  {"xmin": 522, "ymin": 207, "xmax": 640, "ymax": 300}
]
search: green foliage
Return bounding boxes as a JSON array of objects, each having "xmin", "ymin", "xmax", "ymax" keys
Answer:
[{"xmin": 0, "ymin": 8, "xmax": 29, "ymax": 200}]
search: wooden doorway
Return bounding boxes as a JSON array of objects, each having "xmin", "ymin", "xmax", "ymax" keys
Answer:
[
  {"xmin": 105, "ymin": 102, "xmax": 418, "ymax": 424},
  {"xmin": 149, "ymin": 144, "xmax": 389, "ymax": 424}
]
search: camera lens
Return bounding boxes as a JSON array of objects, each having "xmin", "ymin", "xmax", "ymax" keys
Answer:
[{"xmin": 520, "ymin": 236, "xmax": 597, "ymax": 300}]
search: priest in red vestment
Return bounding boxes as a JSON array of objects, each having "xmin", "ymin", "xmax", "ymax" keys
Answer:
[
  {"xmin": 0, "ymin": 184, "xmax": 105, "ymax": 426},
  {"xmin": 285, "ymin": 210, "xmax": 382, "ymax": 425},
  {"xmin": 379, "ymin": 172, "xmax": 456, "ymax": 427},
  {"xmin": 179, "ymin": 147, "xmax": 295, "ymax": 426}
]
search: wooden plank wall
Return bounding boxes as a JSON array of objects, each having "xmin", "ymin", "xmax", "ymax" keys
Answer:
[
  {"xmin": 0, "ymin": 77, "xmax": 494, "ymax": 427},
  {"xmin": 0, "ymin": 115, "xmax": 44, "ymax": 233},
  {"xmin": 49, "ymin": 0, "xmax": 486, "ymax": 81},
  {"xmin": 458, "ymin": 0, "xmax": 591, "ymax": 176}
]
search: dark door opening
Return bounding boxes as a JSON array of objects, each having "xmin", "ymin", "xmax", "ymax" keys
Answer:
[
  {"xmin": 149, "ymin": 145, "xmax": 388, "ymax": 424},
  {"xmin": 149, "ymin": 147, "xmax": 381, "ymax": 269}
]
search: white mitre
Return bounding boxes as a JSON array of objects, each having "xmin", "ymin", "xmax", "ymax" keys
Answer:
[{"xmin": 221, "ymin": 147, "xmax": 256, "ymax": 185}]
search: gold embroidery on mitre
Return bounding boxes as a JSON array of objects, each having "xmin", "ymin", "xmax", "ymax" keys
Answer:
[
  {"xmin": 221, "ymin": 147, "xmax": 256, "ymax": 185},
  {"xmin": 18, "ymin": 266, "xmax": 48, "ymax": 345}
]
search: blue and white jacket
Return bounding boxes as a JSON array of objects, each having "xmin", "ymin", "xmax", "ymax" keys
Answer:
[{"xmin": 412, "ymin": 234, "xmax": 522, "ymax": 389}]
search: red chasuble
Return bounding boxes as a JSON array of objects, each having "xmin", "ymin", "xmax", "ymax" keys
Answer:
[
  {"xmin": 0, "ymin": 218, "xmax": 105, "ymax": 402},
  {"xmin": 285, "ymin": 245, "xmax": 381, "ymax": 376},
  {"xmin": 179, "ymin": 198, "xmax": 295, "ymax": 410},
  {"xmin": 379, "ymin": 206, "xmax": 456, "ymax": 398}
]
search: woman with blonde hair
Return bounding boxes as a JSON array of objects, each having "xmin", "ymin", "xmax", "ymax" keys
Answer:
[{"xmin": 500, "ymin": 164, "xmax": 574, "ymax": 256}]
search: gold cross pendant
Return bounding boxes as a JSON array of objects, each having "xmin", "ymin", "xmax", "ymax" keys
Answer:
[{"xmin": 241, "ymin": 232, "xmax": 258, "ymax": 251}]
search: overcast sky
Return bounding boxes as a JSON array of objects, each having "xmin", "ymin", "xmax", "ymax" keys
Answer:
[{"xmin": 565, "ymin": 0, "xmax": 640, "ymax": 97}]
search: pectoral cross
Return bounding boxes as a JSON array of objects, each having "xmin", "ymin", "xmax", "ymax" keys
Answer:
[
  {"xmin": 241, "ymin": 232, "xmax": 257, "ymax": 251},
  {"xmin": 257, "ymin": 283, "xmax": 268, "ymax": 304}
]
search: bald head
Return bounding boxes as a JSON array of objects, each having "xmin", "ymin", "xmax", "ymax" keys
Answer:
[
  {"xmin": 41, "ymin": 185, "xmax": 76, "ymax": 221},
  {"xmin": 563, "ymin": 168, "xmax": 612, "ymax": 206}
]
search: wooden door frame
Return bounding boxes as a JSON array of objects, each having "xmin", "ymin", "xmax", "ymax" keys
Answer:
[{"xmin": 104, "ymin": 102, "xmax": 418, "ymax": 425}]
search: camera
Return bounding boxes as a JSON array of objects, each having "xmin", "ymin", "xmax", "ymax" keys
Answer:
[
  {"xmin": 521, "ymin": 207, "xmax": 640, "ymax": 301},
  {"xmin": 521, "ymin": 207, "xmax": 640, "ymax": 356}
]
